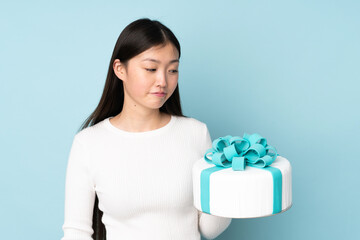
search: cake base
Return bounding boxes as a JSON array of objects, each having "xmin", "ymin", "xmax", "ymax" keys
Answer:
[{"xmin": 199, "ymin": 203, "xmax": 293, "ymax": 219}]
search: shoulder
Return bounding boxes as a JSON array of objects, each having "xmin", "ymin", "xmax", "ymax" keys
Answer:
[
  {"xmin": 174, "ymin": 115, "xmax": 207, "ymax": 128},
  {"xmin": 173, "ymin": 115, "xmax": 209, "ymax": 136},
  {"xmin": 73, "ymin": 118, "xmax": 109, "ymax": 145},
  {"xmin": 174, "ymin": 115, "xmax": 212, "ymax": 153}
]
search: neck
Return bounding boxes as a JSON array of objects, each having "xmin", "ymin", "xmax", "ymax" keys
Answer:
[{"xmin": 111, "ymin": 108, "xmax": 169, "ymax": 133}]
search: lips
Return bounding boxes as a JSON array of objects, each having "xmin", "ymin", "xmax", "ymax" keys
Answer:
[{"xmin": 152, "ymin": 92, "xmax": 166, "ymax": 97}]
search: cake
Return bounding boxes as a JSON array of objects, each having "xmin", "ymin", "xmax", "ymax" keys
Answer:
[{"xmin": 192, "ymin": 133, "xmax": 292, "ymax": 218}]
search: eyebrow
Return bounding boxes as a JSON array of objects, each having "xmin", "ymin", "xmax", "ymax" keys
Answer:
[{"xmin": 141, "ymin": 58, "xmax": 179, "ymax": 64}]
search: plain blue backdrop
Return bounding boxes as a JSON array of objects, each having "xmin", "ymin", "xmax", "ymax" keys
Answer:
[{"xmin": 1, "ymin": 0, "xmax": 359, "ymax": 239}]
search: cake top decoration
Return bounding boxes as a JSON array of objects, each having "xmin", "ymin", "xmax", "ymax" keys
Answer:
[{"xmin": 204, "ymin": 133, "xmax": 278, "ymax": 171}]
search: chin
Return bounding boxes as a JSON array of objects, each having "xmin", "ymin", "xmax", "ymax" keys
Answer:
[{"xmin": 147, "ymin": 103, "xmax": 165, "ymax": 110}]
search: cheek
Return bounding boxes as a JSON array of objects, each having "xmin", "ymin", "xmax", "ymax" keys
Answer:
[
  {"xmin": 169, "ymin": 77, "xmax": 178, "ymax": 91},
  {"xmin": 127, "ymin": 71, "xmax": 152, "ymax": 96},
  {"xmin": 165, "ymin": 78, "xmax": 178, "ymax": 100},
  {"xmin": 132, "ymin": 81, "xmax": 150, "ymax": 96}
]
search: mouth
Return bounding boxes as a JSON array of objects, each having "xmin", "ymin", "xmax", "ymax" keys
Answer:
[{"xmin": 151, "ymin": 92, "xmax": 166, "ymax": 97}]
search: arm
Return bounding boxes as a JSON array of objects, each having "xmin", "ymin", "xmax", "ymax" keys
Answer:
[
  {"xmin": 197, "ymin": 124, "xmax": 232, "ymax": 239},
  {"xmin": 61, "ymin": 135, "xmax": 95, "ymax": 240}
]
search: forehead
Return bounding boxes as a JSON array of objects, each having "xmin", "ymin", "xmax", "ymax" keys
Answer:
[{"xmin": 135, "ymin": 43, "xmax": 179, "ymax": 62}]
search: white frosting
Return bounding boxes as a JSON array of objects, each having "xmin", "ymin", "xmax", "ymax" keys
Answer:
[{"xmin": 192, "ymin": 156, "xmax": 292, "ymax": 218}]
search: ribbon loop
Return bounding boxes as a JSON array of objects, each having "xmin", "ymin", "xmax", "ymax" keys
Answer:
[
  {"xmin": 213, "ymin": 136, "xmax": 230, "ymax": 152},
  {"xmin": 203, "ymin": 133, "xmax": 278, "ymax": 171},
  {"xmin": 223, "ymin": 144, "xmax": 238, "ymax": 161},
  {"xmin": 247, "ymin": 133, "xmax": 267, "ymax": 146},
  {"xmin": 212, "ymin": 152, "xmax": 230, "ymax": 167},
  {"xmin": 230, "ymin": 136, "xmax": 250, "ymax": 153}
]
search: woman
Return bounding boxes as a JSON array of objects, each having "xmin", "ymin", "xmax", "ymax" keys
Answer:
[{"xmin": 61, "ymin": 18, "xmax": 232, "ymax": 240}]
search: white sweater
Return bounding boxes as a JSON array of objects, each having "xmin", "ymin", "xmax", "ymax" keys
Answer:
[{"xmin": 61, "ymin": 115, "xmax": 232, "ymax": 240}]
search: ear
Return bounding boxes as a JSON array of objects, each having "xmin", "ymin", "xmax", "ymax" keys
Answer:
[{"xmin": 113, "ymin": 59, "xmax": 127, "ymax": 81}]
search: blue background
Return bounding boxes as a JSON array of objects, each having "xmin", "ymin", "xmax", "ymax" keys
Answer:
[{"xmin": 1, "ymin": 0, "xmax": 359, "ymax": 239}]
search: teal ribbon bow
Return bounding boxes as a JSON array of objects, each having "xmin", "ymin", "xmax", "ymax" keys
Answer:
[
  {"xmin": 200, "ymin": 133, "xmax": 282, "ymax": 216},
  {"xmin": 203, "ymin": 133, "xmax": 278, "ymax": 170}
]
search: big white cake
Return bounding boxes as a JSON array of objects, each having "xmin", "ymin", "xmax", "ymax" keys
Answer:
[{"xmin": 192, "ymin": 134, "xmax": 292, "ymax": 218}]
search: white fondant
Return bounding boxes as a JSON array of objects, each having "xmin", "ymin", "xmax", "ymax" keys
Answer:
[{"xmin": 192, "ymin": 156, "xmax": 292, "ymax": 218}]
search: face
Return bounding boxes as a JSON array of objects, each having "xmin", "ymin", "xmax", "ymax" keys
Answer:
[{"xmin": 114, "ymin": 42, "xmax": 179, "ymax": 111}]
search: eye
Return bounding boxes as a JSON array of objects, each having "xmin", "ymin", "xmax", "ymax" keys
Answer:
[
  {"xmin": 145, "ymin": 68, "xmax": 156, "ymax": 72},
  {"xmin": 169, "ymin": 69, "xmax": 178, "ymax": 73}
]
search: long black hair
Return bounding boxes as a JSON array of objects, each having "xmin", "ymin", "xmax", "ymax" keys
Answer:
[{"xmin": 76, "ymin": 18, "xmax": 186, "ymax": 239}]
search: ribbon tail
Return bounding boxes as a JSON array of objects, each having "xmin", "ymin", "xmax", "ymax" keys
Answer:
[
  {"xmin": 200, "ymin": 166, "xmax": 226, "ymax": 214},
  {"xmin": 265, "ymin": 166, "xmax": 283, "ymax": 214}
]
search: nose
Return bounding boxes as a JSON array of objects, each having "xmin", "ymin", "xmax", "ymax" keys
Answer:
[{"xmin": 155, "ymin": 71, "xmax": 167, "ymax": 88}]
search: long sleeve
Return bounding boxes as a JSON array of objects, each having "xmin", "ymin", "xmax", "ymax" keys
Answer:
[
  {"xmin": 198, "ymin": 211, "xmax": 232, "ymax": 240},
  {"xmin": 61, "ymin": 135, "xmax": 96, "ymax": 240},
  {"xmin": 197, "ymin": 124, "xmax": 232, "ymax": 239}
]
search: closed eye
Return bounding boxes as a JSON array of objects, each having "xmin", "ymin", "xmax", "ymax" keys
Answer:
[{"xmin": 145, "ymin": 68, "xmax": 178, "ymax": 73}]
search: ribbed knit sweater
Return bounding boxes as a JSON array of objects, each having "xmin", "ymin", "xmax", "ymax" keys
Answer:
[{"xmin": 61, "ymin": 115, "xmax": 232, "ymax": 240}]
